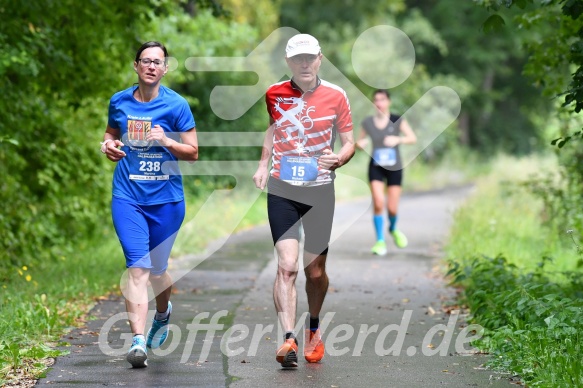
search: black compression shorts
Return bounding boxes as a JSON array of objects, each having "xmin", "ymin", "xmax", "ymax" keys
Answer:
[
  {"xmin": 368, "ymin": 162, "xmax": 403, "ymax": 186},
  {"xmin": 267, "ymin": 178, "xmax": 335, "ymax": 256}
]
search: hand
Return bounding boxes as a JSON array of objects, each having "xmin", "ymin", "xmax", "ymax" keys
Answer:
[
  {"xmin": 147, "ymin": 124, "xmax": 172, "ymax": 147},
  {"xmin": 318, "ymin": 149, "xmax": 340, "ymax": 171},
  {"xmin": 383, "ymin": 136, "xmax": 401, "ymax": 148},
  {"xmin": 253, "ymin": 166, "xmax": 269, "ymax": 190},
  {"xmin": 104, "ymin": 140, "xmax": 126, "ymax": 162}
]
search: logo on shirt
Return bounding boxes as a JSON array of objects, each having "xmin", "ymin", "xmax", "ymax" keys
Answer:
[
  {"xmin": 274, "ymin": 96, "xmax": 316, "ymax": 149},
  {"xmin": 127, "ymin": 119, "xmax": 153, "ymax": 151}
]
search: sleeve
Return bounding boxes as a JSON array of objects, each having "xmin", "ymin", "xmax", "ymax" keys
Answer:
[
  {"xmin": 174, "ymin": 97, "xmax": 196, "ymax": 132},
  {"xmin": 265, "ymin": 88, "xmax": 275, "ymax": 121},
  {"xmin": 107, "ymin": 96, "xmax": 119, "ymax": 129},
  {"xmin": 335, "ymin": 89, "xmax": 353, "ymax": 133}
]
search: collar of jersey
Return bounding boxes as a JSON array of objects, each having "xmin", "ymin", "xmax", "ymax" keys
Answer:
[{"xmin": 290, "ymin": 76, "xmax": 321, "ymax": 93}]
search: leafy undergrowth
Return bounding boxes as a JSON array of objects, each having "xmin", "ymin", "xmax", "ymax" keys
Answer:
[
  {"xmin": 448, "ymin": 255, "xmax": 583, "ymax": 387},
  {"xmin": 445, "ymin": 154, "xmax": 583, "ymax": 386}
]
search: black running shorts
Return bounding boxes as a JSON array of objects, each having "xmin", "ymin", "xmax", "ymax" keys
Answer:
[
  {"xmin": 368, "ymin": 162, "xmax": 403, "ymax": 186},
  {"xmin": 267, "ymin": 178, "xmax": 335, "ymax": 256}
]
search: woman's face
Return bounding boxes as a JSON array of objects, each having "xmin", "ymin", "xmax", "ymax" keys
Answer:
[
  {"xmin": 134, "ymin": 47, "xmax": 167, "ymax": 85},
  {"xmin": 373, "ymin": 93, "xmax": 391, "ymax": 113}
]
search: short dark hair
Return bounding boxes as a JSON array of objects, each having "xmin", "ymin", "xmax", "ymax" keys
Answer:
[
  {"xmin": 135, "ymin": 41, "xmax": 169, "ymax": 63},
  {"xmin": 373, "ymin": 89, "xmax": 391, "ymax": 99}
]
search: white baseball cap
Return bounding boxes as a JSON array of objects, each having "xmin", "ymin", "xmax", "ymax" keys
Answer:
[{"xmin": 285, "ymin": 34, "xmax": 321, "ymax": 58}]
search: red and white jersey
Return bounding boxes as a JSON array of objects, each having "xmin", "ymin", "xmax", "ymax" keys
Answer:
[{"xmin": 265, "ymin": 78, "xmax": 353, "ymax": 185}]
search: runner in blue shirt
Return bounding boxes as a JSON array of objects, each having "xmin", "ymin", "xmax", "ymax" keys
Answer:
[
  {"xmin": 101, "ymin": 41, "xmax": 198, "ymax": 368},
  {"xmin": 356, "ymin": 90, "xmax": 416, "ymax": 256}
]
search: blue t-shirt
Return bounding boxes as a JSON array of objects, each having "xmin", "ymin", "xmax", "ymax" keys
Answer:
[{"xmin": 108, "ymin": 85, "xmax": 196, "ymax": 205}]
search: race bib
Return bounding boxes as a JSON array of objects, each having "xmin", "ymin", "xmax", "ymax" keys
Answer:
[
  {"xmin": 280, "ymin": 156, "xmax": 318, "ymax": 182},
  {"xmin": 128, "ymin": 152, "xmax": 170, "ymax": 181},
  {"xmin": 373, "ymin": 147, "xmax": 397, "ymax": 167}
]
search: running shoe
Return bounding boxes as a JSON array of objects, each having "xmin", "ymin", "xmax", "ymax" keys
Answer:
[
  {"xmin": 391, "ymin": 229, "xmax": 408, "ymax": 248},
  {"xmin": 146, "ymin": 301, "xmax": 172, "ymax": 349},
  {"xmin": 127, "ymin": 336, "xmax": 147, "ymax": 368},
  {"xmin": 276, "ymin": 338, "xmax": 299, "ymax": 368},
  {"xmin": 371, "ymin": 240, "xmax": 387, "ymax": 256},
  {"xmin": 304, "ymin": 328, "xmax": 324, "ymax": 363}
]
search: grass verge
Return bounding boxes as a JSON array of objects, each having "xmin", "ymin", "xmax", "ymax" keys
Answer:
[{"xmin": 445, "ymin": 153, "xmax": 583, "ymax": 386}]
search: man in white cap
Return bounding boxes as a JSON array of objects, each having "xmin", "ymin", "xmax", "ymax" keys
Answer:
[{"xmin": 253, "ymin": 33, "xmax": 355, "ymax": 368}]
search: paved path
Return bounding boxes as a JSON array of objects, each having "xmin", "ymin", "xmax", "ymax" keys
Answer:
[{"xmin": 38, "ymin": 187, "xmax": 510, "ymax": 387}]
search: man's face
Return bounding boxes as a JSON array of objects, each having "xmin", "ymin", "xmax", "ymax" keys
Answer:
[{"xmin": 286, "ymin": 53, "xmax": 322, "ymax": 86}]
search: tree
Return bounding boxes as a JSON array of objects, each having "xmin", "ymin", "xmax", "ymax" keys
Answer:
[{"xmin": 408, "ymin": 0, "xmax": 554, "ymax": 154}]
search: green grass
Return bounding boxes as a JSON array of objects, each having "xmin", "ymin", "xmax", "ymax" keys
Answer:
[
  {"xmin": 0, "ymin": 232, "xmax": 123, "ymax": 384},
  {"xmin": 447, "ymin": 153, "xmax": 578, "ymax": 272},
  {"xmin": 445, "ymin": 153, "xmax": 583, "ymax": 387}
]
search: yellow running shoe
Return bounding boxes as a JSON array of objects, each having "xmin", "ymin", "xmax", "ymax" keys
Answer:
[
  {"xmin": 391, "ymin": 229, "xmax": 408, "ymax": 248},
  {"xmin": 371, "ymin": 240, "xmax": 387, "ymax": 256}
]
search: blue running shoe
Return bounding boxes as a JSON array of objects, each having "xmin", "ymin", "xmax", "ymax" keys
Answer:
[
  {"xmin": 127, "ymin": 336, "xmax": 147, "ymax": 368},
  {"xmin": 146, "ymin": 301, "xmax": 172, "ymax": 349}
]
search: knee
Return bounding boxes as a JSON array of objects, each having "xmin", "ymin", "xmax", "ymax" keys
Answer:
[
  {"xmin": 305, "ymin": 266, "xmax": 327, "ymax": 283},
  {"xmin": 277, "ymin": 268, "xmax": 298, "ymax": 283},
  {"xmin": 127, "ymin": 268, "xmax": 149, "ymax": 286},
  {"xmin": 373, "ymin": 200, "xmax": 384, "ymax": 213}
]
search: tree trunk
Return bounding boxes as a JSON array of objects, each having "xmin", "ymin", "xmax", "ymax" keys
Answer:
[{"xmin": 458, "ymin": 111, "xmax": 470, "ymax": 146}]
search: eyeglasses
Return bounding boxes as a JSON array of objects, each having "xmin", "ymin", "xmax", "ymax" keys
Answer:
[
  {"xmin": 138, "ymin": 58, "xmax": 166, "ymax": 68},
  {"xmin": 289, "ymin": 54, "xmax": 319, "ymax": 64}
]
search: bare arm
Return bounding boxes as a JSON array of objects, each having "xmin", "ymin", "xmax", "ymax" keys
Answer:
[
  {"xmin": 398, "ymin": 119, "xmax": 416, "ymax": 145},
  {"xmin": 318, "ymin": 130, "xmax": 355, "ymax": 171},
  {"xmin": 252, "ymin": 121, "xmax": 275, "ymax": 190},
  {"xmin": 148, "ymin": 125, "xmax": 198, "ymax": 161},
  {"xmin": 102, "ymin": 126, "xmax": 126, "ymax": 162},
  {"xmin": 355, "ymin": 126, "xmax": 369, "ymax": 150}
]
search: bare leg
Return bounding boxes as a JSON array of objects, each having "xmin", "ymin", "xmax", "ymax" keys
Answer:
[
  {"xmin": 149, "ymin": 271, "xmax": 173, "ymax": 313},
  {"xmin": 370, "ymin": 180, "xmax": 386, "ymax": 215},
  {"xmin": 303, "ymin": 251, "xmax": 328, "ymax": 317},
  {"xmin": 386, "ymin": 185, "xmax": 402, "ymax": 216},
  {"xmin": 124, "ymin": 267, "xmax": 150, "ymax": 335},
  {"xmin": 273, "ymin": 239, "xmax": 300, "ymax": 332}
]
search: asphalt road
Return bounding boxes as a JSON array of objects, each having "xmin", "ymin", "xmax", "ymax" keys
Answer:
[{"xmin": 38, "ymin": 186, "xmax": 512, "ymax": 387}]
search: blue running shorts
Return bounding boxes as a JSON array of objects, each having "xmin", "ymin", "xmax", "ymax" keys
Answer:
[{"xmin": 112, "ymin": 197, "xmax": 185, "ymax": 275}]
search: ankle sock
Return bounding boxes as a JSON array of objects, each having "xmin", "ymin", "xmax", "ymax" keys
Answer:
[
  {"xmin": 309, "ymin": 316, "xmax": 320, "ymax": 332},
  {"xmin": 155, "ymin": 306, "xmax": 170, "ymax": 321}
]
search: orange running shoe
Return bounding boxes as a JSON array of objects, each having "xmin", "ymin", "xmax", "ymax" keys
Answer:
[
  {"xmin": 304, "ymin": 328, "xmax": 324, "ymax": 363},
  {"xmin": 276, "ymin": 338, "xmax": 298, "ymax": 367}
]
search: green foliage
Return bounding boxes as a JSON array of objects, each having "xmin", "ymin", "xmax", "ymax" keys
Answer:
[
  {"xmin": 0, "ymin": 0, "xmax": 151, "ymax": 276},
  {"xmin": 0, "ymin": 233, "xmax": 122, "ymax": 385},
  {"xmin": 477, "ymin": 0, "xmax": 583, "ymax": 145},
  {"xmin": 448, "ymin": 255, "xmax": 583, "ymax": 386},
  {"xmin": 0, "ymin": 0, "xmax": 268, "ymax": 278},
  {"xmin": 446, "ymin": 155, "xmax": 583, "ymax": 385},
  {"xmin": 411, "ymin": 0, "xmax": 552, "ymax": 154}
]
